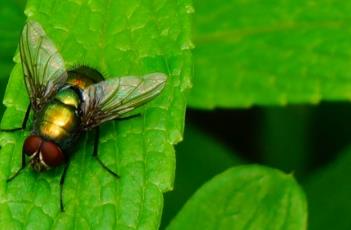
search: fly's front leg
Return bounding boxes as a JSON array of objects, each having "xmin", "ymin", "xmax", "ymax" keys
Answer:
[
  {"xmin": 2, "ymin": 104, "xmax": 31, "ymax": 182},
  {"xmin": 7, "ymin": 150, "xmax": 26, "ymax": 182},
  {"xmin": 93, "ymin": 127, "xmax": 119, "ymax": 178},
  {"xmin": 0, "ymin": 104, "xmax": 31, "ymax": 132}
]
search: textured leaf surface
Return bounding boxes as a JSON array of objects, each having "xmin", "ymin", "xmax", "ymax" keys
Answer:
[
  {"xmin": 304, "ymin": 146, "xmax": 351, "ymax": 230},
  {"xmin": 0, "ymin": 0, "xmax": 192, "ymax": 229},
  {"xmin": 167, "ymin": 165, "xmax": 307, "ymax": 230},
  {"xmin": 189, "ymin": 0, "xmax": 351, "ymax": 109},
  {"xmin": 161, "ymin": 124, "xmax": 242, "ymax": 228}
]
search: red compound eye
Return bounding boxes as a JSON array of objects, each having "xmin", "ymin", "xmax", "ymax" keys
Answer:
[
  {"xmin": 40, "ymin": 141, "xmax": 65, "ymax": 167},
  {"xmin": 23, "ymin": 135, "xmax": 43, "ymax": 156}
]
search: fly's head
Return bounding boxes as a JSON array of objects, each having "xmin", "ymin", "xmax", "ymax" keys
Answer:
[{"xmin": 23, "ymin": 135, "xmax": 65, "ymax": 172}]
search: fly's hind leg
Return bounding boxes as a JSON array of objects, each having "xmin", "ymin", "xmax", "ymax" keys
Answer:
[
  {"xmin": 93, "ymin": 127, "xmax": 120, "ymax": 178},
  {"xmin": 93, "ymin": 113, "xmax": 141, "ymax": 177},
  {"xmin": 115, "ymin": 113, "xmax": 141, "ymax": 122},
  {"xmin": 60, "ymin": 162, "xmax": 70, "ymax": 212},
  {"xmin": 0, "ymin": 104, "xmax": 31, "ymax": 132}
]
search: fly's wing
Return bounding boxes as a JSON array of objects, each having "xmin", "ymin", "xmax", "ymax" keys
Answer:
[
  {"xmin": 19, "ymin": 20, "xmax": 67, "ymax": 111},
  {"xmin": 80, "ymin": 73, "xmax": 167, "ymax": 130}
]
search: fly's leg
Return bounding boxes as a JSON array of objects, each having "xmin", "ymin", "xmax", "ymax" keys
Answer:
[
  {"xmin": 0, "ymin": 104, "xmax": 31, "ymax": 132},
  {"xmin": 93, "ymin": 113, "xmax": 141, "ymax": 176},
  {"xmin": 7, "ymin": 150, "xmax": 26, "ymax": 182},
  {"xmin": 93, "ymin": 127, "xmax": 119, "ymax": 178},
  {"xmin": 60, "ymin": 162, "xmax": 70, "ymax": 212},
  {"xmin": 3, "ymin": 104, "xmax": 31, "ymax": 182},
  {"xmin": 115, "ymin": 113, "xmax": 141, "ymax": 122}
]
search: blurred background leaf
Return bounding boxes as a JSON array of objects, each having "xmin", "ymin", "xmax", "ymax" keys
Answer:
[
  {"xmin": 304, "ymin": 145, "xmax": 351, "ymax": 230},
  {"xmin": 260, "ymin": 106, "xmax": 311, "ymax": 176},
  {"xmin": 190, "ymin": 0, "xmax": 351, "ymax": 109},
  {"xmin": 167, "ymin": 165, "xmax": 307, "ymax": 230},
  {"xmin": 0, "ymin": 0, "xmax": 26, "ymax": 115},
  {"xmin": 161, "ymin": 124, "xmax": 242, "ymax": 228}
]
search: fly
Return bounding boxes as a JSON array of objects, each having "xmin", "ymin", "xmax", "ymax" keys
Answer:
[{"xmin": 1, "ymin": 20, "xmax": 167, "ymax": 211}]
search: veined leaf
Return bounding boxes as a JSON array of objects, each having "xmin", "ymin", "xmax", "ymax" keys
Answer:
[
  {"xmin": 167, "ymin": 165, "xmax": 307, "ymax": 230},
  {"xmin": 304, "ymin": 146, "xmax": 351, "ymax": 230},
  {"xmin": 189, "ymin": 0, "xmax": 351, "ymax": 109},
  {"xmin": 0, "ymin": 0, "xmax": 192, "ymax": 229}
]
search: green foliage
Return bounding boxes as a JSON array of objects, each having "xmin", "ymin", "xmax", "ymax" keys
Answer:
[
  {"xmin": 0, "ymin": 0, "xmax": 25, "ymax": 75},
  {"xmin": 0, "ymin": 0, "xmax": 349, "ymax": 229},
  {"xmin": 167, "ymin": 165, "xmax": 307, "ymax": 230},
  {"xmin": 162, "ymin": 125, "xmax": 242, "ymax": 228},
  {"xmin": 189, "ymin": 0, "xmax": 351, "ymax": 109},
  {"xmin": 0, "ymin": 0, "xmax": 192, "ymax": 229},
  {"xmin": 304, "ymin": 146, "xmax": 351, "ymax": 230},
  {"xmin": 260, "ymin": 106, "xmax": 311, "ymax": 175},
  {"xmin": 0, "ymin": 0, "xmax": 26, "ymax": 115}
]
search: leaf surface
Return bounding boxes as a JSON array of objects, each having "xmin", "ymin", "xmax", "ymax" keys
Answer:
[
  {"xmin": 0, "ymin": 0, "xmax": 192, "ymax": 229},
  {"xmin": 167, "ymin": 165, "xmax": 307, "ymax": 230},
  {"xmin": 189, "ymin": 0, "xmax": 351, "ymax": 109}
]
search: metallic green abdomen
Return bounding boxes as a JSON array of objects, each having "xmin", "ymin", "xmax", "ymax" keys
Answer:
[{"xmin": 35, "ymin": 87, "xmax": 81, "ymax": 148}]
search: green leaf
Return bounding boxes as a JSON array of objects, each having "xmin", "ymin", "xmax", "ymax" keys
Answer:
[
  {"xmin": 167, "ymin": 165, "xmax": 307, "ymax": 230},
  {"xmin": 260, "ymin": 106, "xmax": 311, "ymax": 176},
  {"xmin": 0, "ymin": 0, "xmax": 26, "ymax": 67},
  {"xmin": 304, "ymin": 146, "xmax": 351, "ymax": 230},
  {"xmin": 161, "ymin": 124, "xmax": 242, "ymax": 228},
  {"xmin": 0, "ymin": 0, "xmax": 192, "ymax": 229},
  {"xmin": 189, "ymin": 0, "xmax": 351, "ymax": 109},
  {"xmin": 0, "ymin": 0, "xmax": 26, "ymax": 115}
]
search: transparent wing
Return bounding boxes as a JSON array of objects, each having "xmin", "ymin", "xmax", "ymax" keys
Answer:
[
  {"xmin": 19, "ymin": 20, "xmax": 67, "ymax": 111},
  {"xmin": 81, "ymin": 73, "xmax": 167, "ymax": 130}
]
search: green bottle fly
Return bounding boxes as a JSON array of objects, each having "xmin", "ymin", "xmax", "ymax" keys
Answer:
[
  {"xmin": 27, "ymin": 71, "xmax": 103, "ymax": 171},
  {"xmin": 10, "ymin": 19, "xmax": 166, "ymax": 211}
]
